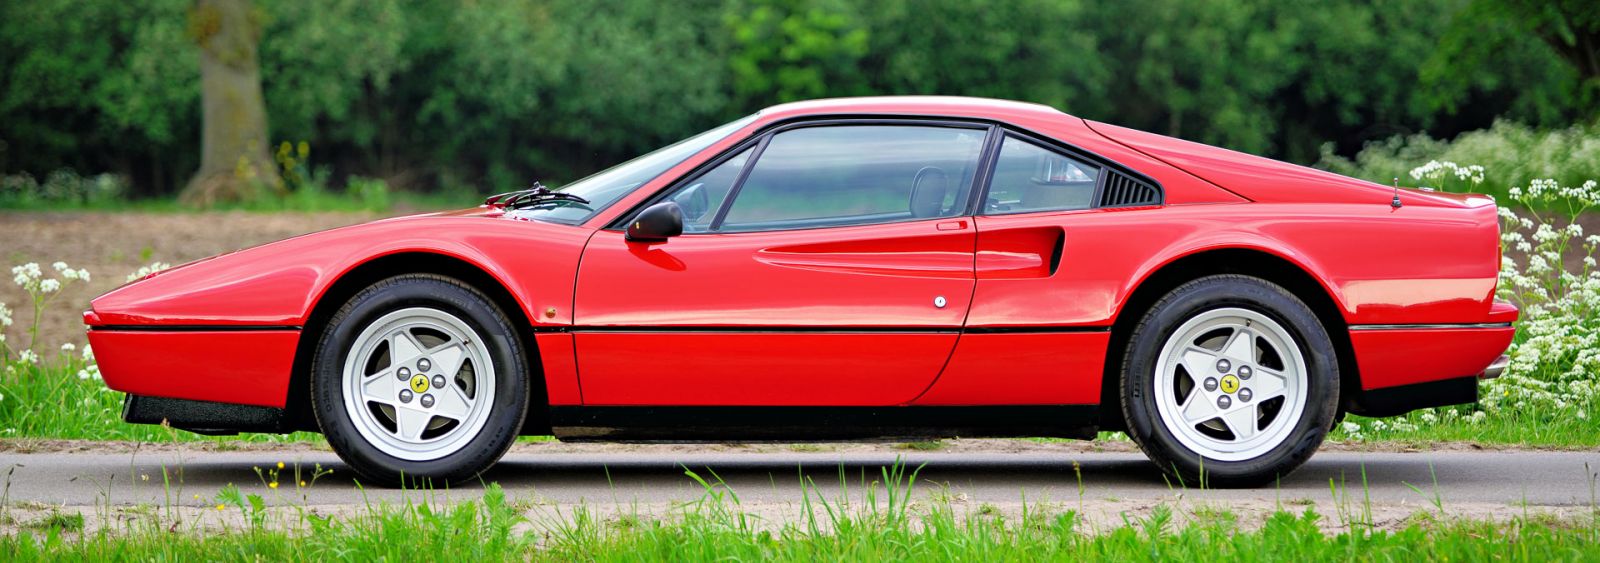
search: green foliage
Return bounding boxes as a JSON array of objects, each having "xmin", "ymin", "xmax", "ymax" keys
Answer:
[
  {"xmin": 725, "ymin": 0, "xmax": 871, "ymax": 105},
  {"xmin": 2, "ymin": 0, "xmax": 1592, "ymax": 201},
  {"xmin": 1424, "ymin": 0, "xmax": 1600, "ymax": 119},
  {"xmin": 1317, "ymin": 120, "xmax": 1600, "ymax": 201}
]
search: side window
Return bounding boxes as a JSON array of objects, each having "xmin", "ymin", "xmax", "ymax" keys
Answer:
[
  {"xmin": 668, "ymin": 147, "xmax": 750, "ymax": 233},
  {"xmin": 985, "ymin": 135, "xmax": 1100, "ymax": 215},
  {"xmin": 717, "ymin": 125, "xmax": 985, "ymax": 232}
]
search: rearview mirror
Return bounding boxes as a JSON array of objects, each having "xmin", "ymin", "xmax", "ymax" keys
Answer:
[{"xmin": 625, "ymin": 202, "xmax": 684, "ymax": 243}]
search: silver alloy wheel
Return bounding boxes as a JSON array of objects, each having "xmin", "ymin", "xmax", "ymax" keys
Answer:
[
  {"xmin": 341, "ymin": 307, "xmax": 496, "ymax": 461},
  {"xmin": 1152, "ymin": 307, "xmax": 1308, "ymax": 462}
]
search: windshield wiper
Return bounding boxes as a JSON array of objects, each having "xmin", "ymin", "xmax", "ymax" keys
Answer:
[{"xmin": 484, "ymin": 182, "xmax": 591, "ymax": 210}]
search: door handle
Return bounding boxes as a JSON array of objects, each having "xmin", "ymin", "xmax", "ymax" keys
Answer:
[{"xmin": 936, "ymin": 220, "xmax": 968, "ymax": 231}]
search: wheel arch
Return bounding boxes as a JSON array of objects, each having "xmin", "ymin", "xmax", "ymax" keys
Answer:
[
  {"xmin": 284, "ymin": 251, "xmax": 551, "ymax": 434},
  {"xmin": 1097, "ymin": 246, "xmax": 1359, "ymax": 431}
]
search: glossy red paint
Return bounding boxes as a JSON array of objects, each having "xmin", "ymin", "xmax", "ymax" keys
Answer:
[
  {"xmin": 1086, "ymin": 120, "xmax": 1495, "ymax": 209},
  {"xmin": 913, "ymin": 332, "xmax": 1110, "ymax": 405},
  {"xmin": 964, "ymin": 199, "xmax": 1501, "ymax": 330},
  {"xmin": 83, "ymin": 96, "xmax": 1517, "ymax": 422},
  {"xmin": 574, "ymin": 332, "xmax": 958, "ymax": 405},
  {"xmin": 573, "ymin": 220, "xmax": 973, "ymax": 405},
  {"xmin": 535, "ymin": 333, "xmax": 583, "ymax": 405},
  {"xmin": 89, "ymin": 209, "xmax": 589, "ymax": 329},
  {"xmin": 88, "ymin": 330, "xmax": 298, "ymax": 408},
  {"xmin": 1349, "ymin": 326, "xmax": 1516, "ymax": 389}
]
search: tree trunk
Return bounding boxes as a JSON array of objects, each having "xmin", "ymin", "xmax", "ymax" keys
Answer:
[{"xmin": 180, "ymin": 0, "xmax": 282, "ymax": 207}]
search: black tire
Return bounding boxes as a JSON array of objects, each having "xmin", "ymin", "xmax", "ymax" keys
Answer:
[
  {"xmin": 310, "ymin": 274, "xmax": 529, "ymax": 487},
  {"xmin": 1120, "ymin": 274, "xmax": 1338, "ymax": 487}
]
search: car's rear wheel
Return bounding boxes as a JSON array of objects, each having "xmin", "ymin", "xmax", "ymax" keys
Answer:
[
  {"xmin": 1120, "ymin": 274, "xmax": 1338, "ymax": 487},
  {"xmin": 311, "ymin": 274, "xmax": 528, "ymax": 486}
]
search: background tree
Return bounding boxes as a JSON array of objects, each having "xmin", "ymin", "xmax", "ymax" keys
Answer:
[
  {"xmin": 180, "ymin": 0, "xmax": 281, "ymax": 206},
  {"xmin": 0, "ymin": 0, "xmax": 1593, "ymax": 200},
  {"xmin": 1423, "ymin": 0, "xmax": 1597, "ymax": 124}
]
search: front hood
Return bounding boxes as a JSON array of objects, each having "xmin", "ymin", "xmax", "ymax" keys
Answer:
[
  {"xmin": 87, "ymin": 207, "xmax": 589, "ymax": 327},
  {"xmin": 1085, "ymin": 120, "xmax": 1481, "ymax": 208}
]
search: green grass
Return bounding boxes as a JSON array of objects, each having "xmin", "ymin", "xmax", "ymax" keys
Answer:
[
  {"xmin": 1, "ymin": 476, "xmax": 1597, "ymax": 561},
  {"xmin": 1337, "ymin": 407, "xmax": 1600, "ymax": 449},
  {"xmin": 22, "ymin": 512, "xmax": 84, "ymax": 533},
  {"xmin": 0, "ymin": 358, "xmax": 318, "ymax": 444}
]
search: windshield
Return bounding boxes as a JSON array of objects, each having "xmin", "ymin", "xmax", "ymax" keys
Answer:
[{"xmin": 508, "ymin": 114, "xmax": 758, "ymax": 224}]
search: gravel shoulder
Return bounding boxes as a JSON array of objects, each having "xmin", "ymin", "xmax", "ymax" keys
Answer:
[{"xmin": 2, "ymin": 447, "xmax": 1597, "ymax": 536}]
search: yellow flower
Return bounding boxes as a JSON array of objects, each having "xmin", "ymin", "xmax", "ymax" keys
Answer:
[
  {"xmin": 299, "ymin": 481, "xmax": 307, "ymax": 488},
  {"xmin": 269, "ymin": 482, "xmax": 279, "ymax": 489},
  {"xmin": 216, "ymin": 504, "xmax": 225, "ymax": 511},
  {"xmin": 277, "ymin": 461, "xmax": 285, "ymax": 470}
]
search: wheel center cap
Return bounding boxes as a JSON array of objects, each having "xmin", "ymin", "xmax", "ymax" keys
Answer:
[
  {"xmin": 410, "ymin": 374, "xmax": 431, "ymax": 394},
  {"xmin": 1219, "ymin": 374, "xmax": 1240, "ymax": 394}
]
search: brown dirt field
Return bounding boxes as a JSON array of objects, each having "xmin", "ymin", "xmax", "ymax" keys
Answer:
[{"xmin": 0, "ymin": 211, "xmax": 384, "ymax": 351}]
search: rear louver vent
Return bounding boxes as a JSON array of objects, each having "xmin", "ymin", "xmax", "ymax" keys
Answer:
[{"xmin": 1097, "ymin": 171, "xmax": 1161, "ymax": 207}]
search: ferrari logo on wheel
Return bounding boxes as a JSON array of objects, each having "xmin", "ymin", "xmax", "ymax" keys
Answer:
[
  {"xmin": 410, "ymin": 374, "xmax": 430, "ymax": 394},
  {"xmin": 1220, "ymin": 374, "xmax": 1240, "ymax": 394}
]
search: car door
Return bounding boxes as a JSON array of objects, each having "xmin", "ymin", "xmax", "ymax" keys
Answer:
[
  {"xmin": 918, "ymin": 132, "xmax": 1151, "ymax": 406},
  {"xmin": 572, "ymin": 121, "xmax": 991, "ymax": 406}
]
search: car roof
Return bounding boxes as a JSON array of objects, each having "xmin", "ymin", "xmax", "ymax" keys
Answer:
[{"xmin": 757, "ymin": 96, "xmax": 1071, "ymax": 124}]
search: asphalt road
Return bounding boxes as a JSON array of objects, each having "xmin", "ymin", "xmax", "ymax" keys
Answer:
[{"xmin": 2, "ymin": 448, "xmax": 1597, "ymax": 511}]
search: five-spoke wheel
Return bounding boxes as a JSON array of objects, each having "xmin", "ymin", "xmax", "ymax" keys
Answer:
[
  {"xmin": 1121, "ymin": 275, "xmax": 1338, "ymax": 487},
  {"xmin": 342, "ymin": 307, "xmax": 495, "ymax": 461},
  {"xmin": 311, "ymin": 274, "xmax": 529, "ymax": 486},
  {"xmin": 1153, "ymin": 307, "xmax": 1307, "ymax": 462}
]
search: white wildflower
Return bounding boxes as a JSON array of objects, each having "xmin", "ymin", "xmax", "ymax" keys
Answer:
[{"xmin": 126, "ymin": 262, "xmax": 172, "ymax": 283}]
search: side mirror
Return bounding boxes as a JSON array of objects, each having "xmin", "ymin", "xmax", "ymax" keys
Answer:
[{"xmin": 626, "ymin": 202, "xmax": 684, "ymax": 243}]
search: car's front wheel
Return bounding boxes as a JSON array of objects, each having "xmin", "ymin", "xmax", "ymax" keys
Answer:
[
  {"xmin": 310, "ymin": 274, "xmax": 529, "ymax": 486},
  {"xmin": 1120, "ymin": 274, "xmax": 1338, "ymax": 487}
]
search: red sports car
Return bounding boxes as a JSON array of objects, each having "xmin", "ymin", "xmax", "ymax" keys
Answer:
[{"xmin": 85, "ymin": 97, "xmax": 1515, "ymax": 486}]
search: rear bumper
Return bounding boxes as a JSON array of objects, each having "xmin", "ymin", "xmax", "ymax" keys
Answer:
[
  {"xmin": 88, "ymin": 328, "xmax": 300, "ymax": 408},
  {"xmin": 1348, "ymin": 324, "xmax": 1515, "ymax": 390},
  {"xmin": 1344, "ymin": 322, "xmax": 1514, "ymax": 417},
  {"xmin": 1478, "ymin": 354, "xmax": 1510, "ymax": 380},
  {"xmin": 1346, "ymin": 376, "xmax": 1479, "ymax": 418}
]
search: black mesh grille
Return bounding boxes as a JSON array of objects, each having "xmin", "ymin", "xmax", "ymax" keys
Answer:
[{"xmin": 1097, "ymin": 171, "xmax": 1161, "ymax": 207}]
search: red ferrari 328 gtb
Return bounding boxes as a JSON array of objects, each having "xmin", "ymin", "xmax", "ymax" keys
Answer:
[{"xmin": 86, "ymin": 97, "xmax": 1515, "ymax": 486}]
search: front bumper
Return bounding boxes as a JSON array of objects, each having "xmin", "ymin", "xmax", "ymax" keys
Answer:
[{"xmin": 88, "ymin": 328, "xmax": 300, "ymax": 408}]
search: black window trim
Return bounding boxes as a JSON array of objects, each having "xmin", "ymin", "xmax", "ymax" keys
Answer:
[
  {"xmin": 606, "ymin": 116, "xmax": 997, "ymax": 233},
  {"xmin": 707, "ymin": 134, "xmax": 774, "ymax": 232},
  {"xmin": 972, "ymin": 128, "xmax": 1166, "ymax": 217},
  {"xmin": 605, "ymin": 114, "xmax": 1164, "ymax": 231}
]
